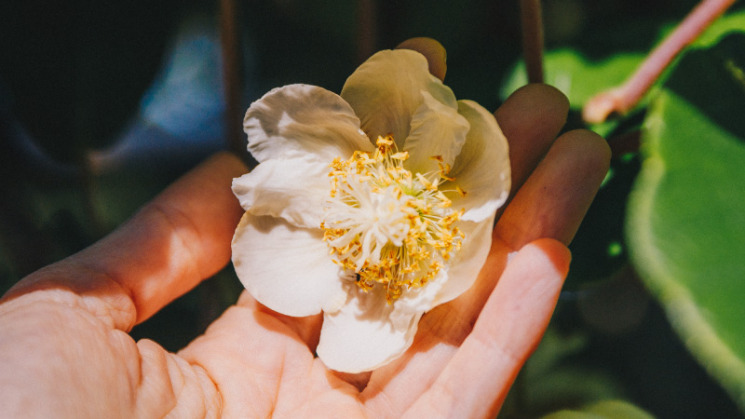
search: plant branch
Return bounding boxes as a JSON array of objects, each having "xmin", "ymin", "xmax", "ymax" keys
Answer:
[
  {"xmin": 356, "ymin": 0, "xmax": 377, "ymax": 63},
  {"xmin": 219, "ymin": 0, "xmax": 244, "ymax": 158},
  {"xmin": 583, "ymin": 0, "xmax": 736, "ymax": 123},
  {"xmin": 520, "ymin": 0, "xmax": 544, "ymax": 84}
]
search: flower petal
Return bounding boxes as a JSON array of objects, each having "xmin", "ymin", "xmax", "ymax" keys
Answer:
[
  {"xmin": 432, "ymin": 218, "xmax": 495, "ymax": 306},
  {"xmin": 231, "ymin": 213, "xmax": 347, "ymax": 317},
  {"xmin": 244, "ymin": 84, "xmax": 374, "ymax": 163},
  {"xmin": 403, "ymin": 90, "xmax": 469, "ymax": 176},
  {"xmin": 449, "ymin": 100, "xmax": 511, "ymax": 222},
  {"xmin": 316, "ymin": 285, "xmax": 422, "ymax": 373},
  {"xmin": 232, "ymin": 157, "xmax": 329, "ymax": 228},
  {"xmin": 395, "ymin": 267, "xmax": 447, "ymax": 314},
  {"xmin": 340, "ymin": 49, "xmax": 459, "ymax": 149}
]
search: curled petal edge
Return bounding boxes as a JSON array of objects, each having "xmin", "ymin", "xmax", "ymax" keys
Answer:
[{"xmin": 244, "ymin": 84, "xmax": 374, "ymax": 163}]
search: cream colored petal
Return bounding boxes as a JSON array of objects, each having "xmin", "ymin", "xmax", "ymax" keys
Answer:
[
  {"xmin": 449, "ymin": 100, "xmax": 511, "ymax": 222},
  {"xmin": 395, "ymin": 268, "xmax": 447, "ymax": 315},
  {"xmin": 403, "ymin": 90, "xmax": 469, "ymax": 176},
  {"xmin": 317, "ymin": 284, "xmax": 422, "ymax": 373},
  {"xmin": 432, "ymin": 218, "xmax": 495, "ymax": 306},
  {"xmin": 232, "ymin": 157, "xmax": 329, "ymax": 228},
  {"xmin": 340, "ymin": 49, "xmax": 458, "ymax": 149},
  {"xmin": 231, "ymin": 213, "xmax": 347, "ymax": 317},
  {"xmin": 244, "ymin": 84, "xmax": 374, "ymax": 163}
]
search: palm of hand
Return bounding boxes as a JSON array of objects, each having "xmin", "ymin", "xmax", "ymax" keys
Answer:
[{"xmin": 0, "ymin": 42, "xmax": 609, "ymax": 418}]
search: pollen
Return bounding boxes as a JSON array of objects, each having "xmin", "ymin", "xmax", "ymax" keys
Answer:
[{"xmin": 322, "ymin": 135, "xmax": 465, "ymax": 303}]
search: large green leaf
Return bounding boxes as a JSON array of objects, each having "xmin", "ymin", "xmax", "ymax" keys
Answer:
[{"xmin": 627, "ymin": 33, "xmax": 745, "ymax": 409}]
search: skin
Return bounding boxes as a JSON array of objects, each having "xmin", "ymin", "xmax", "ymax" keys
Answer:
[{"xmin": 0, "ymin": 39, "xmax": 610, "ymax": 418}]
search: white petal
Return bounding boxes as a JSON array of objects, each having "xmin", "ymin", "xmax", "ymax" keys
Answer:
[
  {"xmin": 232, "ymin": 157, "xmax": 329, "ymax": 228},
  {"xmin": 244, "ymin": 84, "xmax": 374, "ymax": 163},
  {"xmin": 432, "ymin": 218, "xmax": 495, "ymax": 306},
  {"xmin": 449, "ymin": 100, "xmax": 511, "ymax": 222},
  {"xmin": 231, "ymin": 213, "xmax": 347, "ymax": 317},
  {"xmin": 317, "ymin": 285, "xmax": 421, "ymax": 373},
  {"xmin": 340, "ymin": 49, "xmax": 459, "ymax": 149},
  {"xmin": 394, "ymin": 268, "xmax": 447, "ymax": 315},
  {"xmin": 403, "ymin": 90, "xmax": 469, "ymax": 176}
]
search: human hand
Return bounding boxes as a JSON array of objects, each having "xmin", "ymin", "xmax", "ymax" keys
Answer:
[{"xmin": 0, "ymin": 40, "xmax": 609, "ymax": 418}]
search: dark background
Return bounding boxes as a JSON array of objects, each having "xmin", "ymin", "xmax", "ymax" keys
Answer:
[{"xmin": 0, "ymin": 0, "xmax": 741, "ymax": 417}]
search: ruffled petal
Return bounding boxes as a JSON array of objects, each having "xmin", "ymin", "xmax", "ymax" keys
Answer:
[
  {"xmin": 232, "ymin": 157, "xmax": 330, "ymax": 228},
  {"xmin": 316, "ymin": 284, "xmax": 422, "ymax": 373},
  {"xmin": 340, "ymin": 49, "xmax": 459, "ymax": 149},
  {"xmin": 448, "ymin": 100, "xmax": 511, "ymax": 222},
  {"xmin": 402, "ymin": 90, "xmax": 469, "ymax": 176},
  {"xmin": 432, "ymin": 218, "xmax": 495, "ymax": 306},
  {"xmin": 244, "ymin": 84, "xmax": 374, "ymax": 163},
  {"xmin": 231, "ymin": 213, "xmax": 348, "ymax": 317}
]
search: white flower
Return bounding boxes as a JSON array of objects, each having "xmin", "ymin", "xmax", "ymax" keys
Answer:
[{"xmin": 231, "ymin": 48, "xmax": 510, "ymax": 373}]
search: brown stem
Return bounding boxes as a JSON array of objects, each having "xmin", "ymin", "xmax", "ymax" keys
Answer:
[
  {"xmin": 583, "ymin": 0, "xmax": 736, "ymax": 123},
  {"xmin": 219, "ymin": 0, "xmax": 244, "ymax": 158},
  {"xmin": 356, "ymin": 0, "xmax": 377, "ymax": 64},
  {"xmin": 520, "ymin": 0, "xmax": 545, "ymax": 84}
]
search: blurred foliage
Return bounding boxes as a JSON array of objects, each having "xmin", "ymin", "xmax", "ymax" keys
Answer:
[
  {"xmin": 541, "ymin": 399, "xmax": 655, "ymax": 419},
  {"xmin": 502, "ymin": 50, "xmax": 645, "ymax": 111},
  {"xmin": 1, "ymin": 0, "xmax": 745, "ymax": 418}
]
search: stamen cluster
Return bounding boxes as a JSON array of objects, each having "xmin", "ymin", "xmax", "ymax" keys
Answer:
[{"xmin": 321, "ymin": 135, "xmax": 465, "ymax": 303}]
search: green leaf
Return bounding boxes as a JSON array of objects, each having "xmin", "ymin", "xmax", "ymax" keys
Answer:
[
  {"xmin": 627, "ymin": 33, "xmax": 745, "ymax": 410},
  {"xmin": 500, "ymin": 49, "xmax": 644, "ymax": 109},
  {"xmin": 541, "ymin": 400, "xmax": 655, "ymax": 419}
]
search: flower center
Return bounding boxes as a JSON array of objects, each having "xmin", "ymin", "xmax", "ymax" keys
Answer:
[{"xmin": 321, "ymin": 135, "xmax": 465, "ymax": 303}]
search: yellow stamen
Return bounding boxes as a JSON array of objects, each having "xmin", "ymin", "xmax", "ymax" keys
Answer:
[{"xmin": 321, "ymin": 135, "xmax": 465, "ymax": 304}]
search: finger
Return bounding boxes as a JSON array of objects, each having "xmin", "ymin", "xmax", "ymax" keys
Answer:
[
  {"xmin": 396, "ymin": 37, "xmax": 447, "ymax": 81},
  {"xmin": 404, "ymin": 238, "xmax": 570, "ymax": 419},
  {"xmin": 465, "ymin": 129, "xmax": 608, "ymax": 313},
  {"xmin": 427, "ymin": 129, "xmax": 608, "ymax": 330},
  {"xmin": 2, "ymin": 152, "xmax": 247, "ymax": 330},
  {"xmin": 364, "ymin": 129, "xmax": 607, "ymax": 406},
  {"xmin": 495, "ymin": 84, "xmax": 569, "ymax": 197},
  {"xmin": 495, "ymin": 129, "xmax": 610, "ymax": 249}
]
